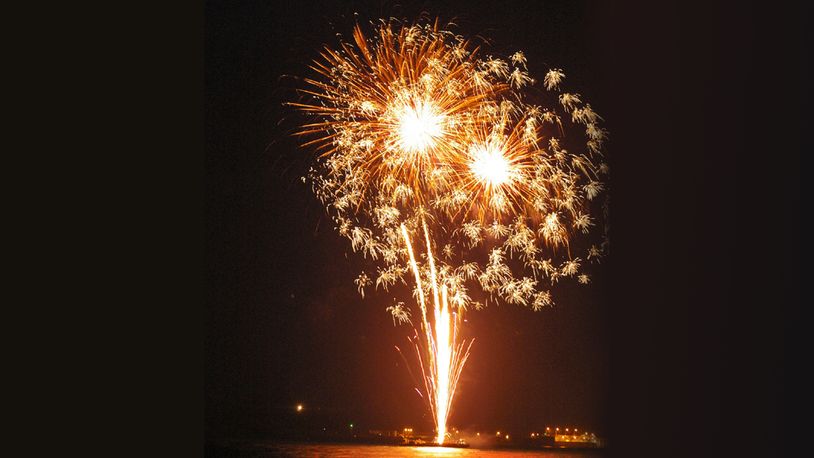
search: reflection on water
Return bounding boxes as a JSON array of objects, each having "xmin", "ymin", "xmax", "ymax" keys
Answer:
[{"xmin": 206, "ymin": 441, "xmax": 608, "ymax": 458}]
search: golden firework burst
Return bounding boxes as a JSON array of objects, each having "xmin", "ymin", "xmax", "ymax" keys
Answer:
[{"xmin": 290, "ymin": 18, "xmax": 609, "ymax": 444}]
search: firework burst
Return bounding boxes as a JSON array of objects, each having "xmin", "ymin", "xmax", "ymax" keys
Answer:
[{"xmin": 291, "ymin": 18, "xmax": 609, "ymax": 444}]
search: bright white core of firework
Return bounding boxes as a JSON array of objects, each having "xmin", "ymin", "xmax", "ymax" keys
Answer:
[
  {"xmin": 470, "ymin": 146, "xmax": 512, "ymax": 188},
  {"xmin": 396, "ymin": 100, "xmax": 444, "ymax": 154}
]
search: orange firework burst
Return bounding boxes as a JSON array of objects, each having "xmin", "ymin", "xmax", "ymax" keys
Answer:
[
  {"xmin": 290, "ymin": 18, "xmax": 609, "ymax": 444},
  {"xmin": 292, "ymin": 19, "xmax": 510, "ymax": 211}
]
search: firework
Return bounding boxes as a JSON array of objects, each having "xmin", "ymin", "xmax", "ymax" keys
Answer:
[{"xmin": 291, "ymin": 18, "xmax": 608, "ymax": 444}]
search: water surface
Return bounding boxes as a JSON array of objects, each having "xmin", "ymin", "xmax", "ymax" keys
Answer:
[{"xmin": 207, "ymin": 442, "xmax": 608, "ymax": 458}]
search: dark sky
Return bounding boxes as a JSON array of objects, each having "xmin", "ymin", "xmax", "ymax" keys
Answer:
[{"xmin": 206, "ymin": 1, "xmax": 798, "ymax": 456}]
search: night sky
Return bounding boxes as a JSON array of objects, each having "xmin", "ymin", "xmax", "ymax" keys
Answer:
[{"xmin": 206, "ymin": 1, "xmax": 798, "ymax": 456}]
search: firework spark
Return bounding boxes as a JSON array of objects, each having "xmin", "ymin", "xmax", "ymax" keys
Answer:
[{"xmin": 291, "ymin": 18, "xmax": 609, "ymax": 445}]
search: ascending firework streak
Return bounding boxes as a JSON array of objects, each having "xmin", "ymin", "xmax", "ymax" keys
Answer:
[
  {"xmin": 401, "ymin": 220, "xmax": 473, "ymax": 444},
  {"xmin": 290, "ymin": 18, "xmax": 609, "ymax": 444}
]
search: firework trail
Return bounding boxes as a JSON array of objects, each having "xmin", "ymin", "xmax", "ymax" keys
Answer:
[{"xmin": 291, "ymin": 18, "xmax": 609, "ymax": 444}]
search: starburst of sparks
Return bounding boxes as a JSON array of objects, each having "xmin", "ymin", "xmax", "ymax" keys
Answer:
[
  {"xmin": 290, "ymin": 18, "xmax": 609, "ymax": 445},
  {"xmin": 393, "ymin": 98, "xmax": 446, "ymax": 155}
]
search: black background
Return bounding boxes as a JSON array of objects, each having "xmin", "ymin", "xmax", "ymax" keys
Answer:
[{"xmin": 206, "ymin": 1, "xmax": 800, "ymax": 456}]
